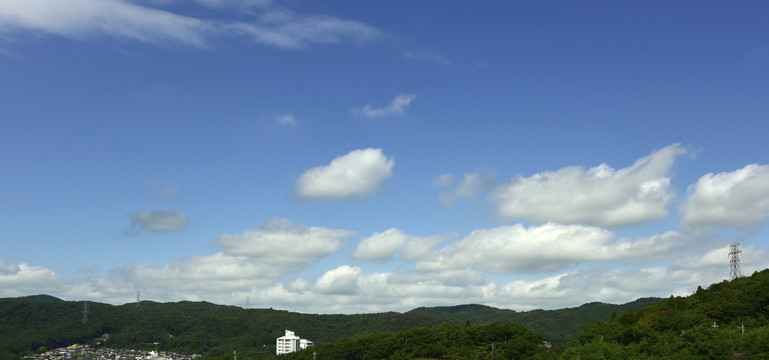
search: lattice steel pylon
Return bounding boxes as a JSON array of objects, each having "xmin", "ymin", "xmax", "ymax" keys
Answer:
[{"xmin": 729, "ymin": 242, "xmax": 742, "ymax": 281}]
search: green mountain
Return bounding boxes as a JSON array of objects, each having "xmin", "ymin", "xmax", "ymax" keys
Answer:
[
  {"xmin": 5, "ymin": 264, "xmax": 768, "ymax": 360},
  {"xmin": 0, "ymin": 294, "xmax": 654, "ymax": 359},
  {"xmin": 565, "ymin": 268, "xmax": 769, "ymax": 359},
  {"xmin": 405, "ymin": 298, "xmax": 660, "ymax": 347}
]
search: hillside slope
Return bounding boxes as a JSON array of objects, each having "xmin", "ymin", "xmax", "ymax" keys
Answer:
[
  {"xmin": 0, "ymin": 295, "xmax": 654, "ymax": 359},
  {"xmin": 565, "ymin": 268, "xmax": 769, "ymax": 359}
]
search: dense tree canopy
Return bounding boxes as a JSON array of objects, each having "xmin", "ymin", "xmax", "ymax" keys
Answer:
[
  {"xmin": 564, "ymin": 269, "xmax": 769, "ymax": 359},
  {"xmin": 0, "ymin": 296, "xmax": 651, "ymax": 359}
]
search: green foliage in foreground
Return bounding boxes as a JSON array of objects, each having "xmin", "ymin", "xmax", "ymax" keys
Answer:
[
  {"xmin": 564, "ymin": 269, "xmax": 769, "ymax": 360},
  {"xmin": 270, "ymin": 322, "xmax": 558, "ymax": 360}
]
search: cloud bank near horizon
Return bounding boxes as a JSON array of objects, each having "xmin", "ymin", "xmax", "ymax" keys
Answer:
[{"xmin": 2, "ymin": 144, "xmax": 768, "ymax": 313}]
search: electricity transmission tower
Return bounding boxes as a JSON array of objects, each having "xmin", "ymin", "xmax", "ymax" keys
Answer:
[{"xmin": 729, "ymin": 242, "xmax": 742, "ymax": 281}]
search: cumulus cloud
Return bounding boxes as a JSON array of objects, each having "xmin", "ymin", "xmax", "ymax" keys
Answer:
[
  {"xmin": 675, "ymin": 243, "xmax": 768, "ymax": 273},
  {"xmin": 5, "ymin": 228, "xmax": 766, "ymax": 313},
  {"xmin": 0, "ymin": 255, "xmax": 60, "ymax": 298},
  {"xmin": 352, "ymin": 94, "xmax": 417, "ymax": 118},
  {"xmin": 130, "ymin": 252, "xmax": 282, "ymax": 292},
  {"xmin": 108, "ymin": 218, "xmax": 355, "ymax": 303},
  {"xmin": 128, "ymin": 209, "xmax": 189, "ymax": 233},
  {"xmin": 250, "ymin": 269, "xmax": 487, "ymax": 313},
  {"xmin": 238, "ymin": 248, "xmax": 745, "ymax": 313},
  {"xmin": 490, "ymin": 143, "xmax": 687, "ymax": 228},
  {"xmin": 213, "ymin": 218, "xmax": 354, "ymax": 263},
  {"xmin": 681, "ymin": 163, "xmax": 769, "ymax": 229},
  {"xmin": 352, "ymin": 228, "xmax": 441, "ymax": 262},
  {"xmin": 0, "ymin": 0, "xmax": 380, "ymax": 49},
  {"xmin": 416, "ymin": 223, "xmax": 680, "ymax": 274},
  {"xmin": 294, "ymin": 148, "xmax": 395, "ymax": 199},
  {"xmin": 438, "ymin": 171, "xmax": 496, "ymax": 208},
  {"xmin": 315, "ymin": 265, "xmax": 361, "ymax": 295}
]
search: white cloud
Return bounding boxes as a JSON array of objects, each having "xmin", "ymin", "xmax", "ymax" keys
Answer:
[
  {"xmin": 675, "ymin": 243, "xmax": 768, "ymax": 272},
  {"xmin": 438, "ymin": 171, "xmax": 496, "ymax": 208},
  {"xmin": 490, "ymin": 143, "xmax": 687, "ymax": 228},
  {"xmin": 129, "ymin": 209, "xmax": 189, "ymax": 233},
  {"xmin": 352, "ymin": 228, "xmax": 441, "ymax": 262},
  {"xmin": 0, "ymin": 0, "xmax": 380, "ymax": 49},
  {"xmin": 416, "ymin": 223, "xmax": 679, "ymax": 274},
  {"xmin": 104, "ymin": 218, "xmax": 355, "ymax": 303},
  {"xmin": 213, "ymin": 218, "xmax": 354, "ymax": 264},
  {"xmin": 315, "ymin": 265, "xmax": 361, "ymax": 295},
  {"xmin": 352, "ymin": 228, "xmax": 406, "ymax": 261},
  {"xmin": 352, "ymin": 93, "xmax": 417, "ymax": 118},
  {"xmin": 294, "ymin": 148, "xmax": 395, "ymax": 199},
  {"xmin": 0, "ymin": 255, "xmax": 60, "ymax": 298},
  {"xmin": 143, "ymin": 0, "xmax": 272, "ymax": 9},
  {"xmin": 130, "ymin": 252, "xmax": 281, "ymax": 291},
  {"xmin": 5, "ymin": 230, "xmax": 767, "ymax": 313},
  {"xmin": 0, "ymin": 0, "xmax": 211, "ymax": 47},
  {"xmin": 681, "ymin": 163, "xmax": 769, "ymax": 229},
  {"xmin": 229, "ymin": 9, "xmax": 380, "ymax": 49}
]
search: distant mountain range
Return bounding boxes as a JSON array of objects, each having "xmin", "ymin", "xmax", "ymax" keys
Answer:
[{"xmin": 0, "ymin": 293, "xmax": 657, "ymax": 359}]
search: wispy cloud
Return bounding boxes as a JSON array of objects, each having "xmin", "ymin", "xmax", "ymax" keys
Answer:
[
  {"xmin": 229, "ymin": 9, "xmax": 381, "ymax": 49},
  {"xmin": 352, "ymin": 93, "xmax": 417, "ymax": 118},
  {"xmin": 403, "ymin": 50, "xmax": 451, "ymax": 66},
  {"xmin": 0, "ymin": 0, "xmax": 380, "ymax": 49},
  {"xmin": 431, "ymin": 173, "xmax": 455, "ymax": 188},
  {"xmin": 438, "ymin": 171, "xmax": 496, "ymax": 208},
  {"xmin": 128, "ymin": 209, "xmax": 189, "ymax": 234},
  {"xmin": 0, "ymin": 0, "xmax": 211, "ymax": 47},
  {"xmin": 273, "ymin": 112, "xmax": 296, "ymax": 126}
]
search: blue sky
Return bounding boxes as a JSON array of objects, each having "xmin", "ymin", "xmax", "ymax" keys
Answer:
[{"xmin": 1, "ymin": 0, "xmax": 768, "ymax": 313}]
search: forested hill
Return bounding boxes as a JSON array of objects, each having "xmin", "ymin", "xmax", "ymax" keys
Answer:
[
  {"xmin": 565, "ymin": 268, "xmax": 769, "ymax": 359},
  {"xmin": 406, "ymin": 298, "xmax": 660, "ymax": 346},
  {"xmin": 0, "ymin": 295, "xmax": 654, "ymax": 359}
]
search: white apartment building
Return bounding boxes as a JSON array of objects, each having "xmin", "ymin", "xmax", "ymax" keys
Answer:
[
  {"xmin": 276, "ymin": 330, "xmax": 313, "ymax": 355},
  {"xmin": 300, "ymin": 339, "xmax": 314, "ymax": 349}
]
